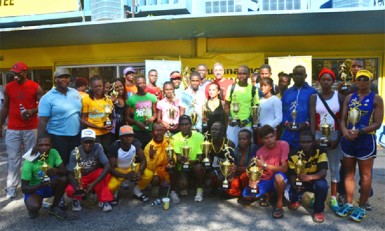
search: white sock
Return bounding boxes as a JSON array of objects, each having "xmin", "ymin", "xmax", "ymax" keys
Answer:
[{"xmin": 133, "ymin": 185, "xmax": 143, "ymax": 197}]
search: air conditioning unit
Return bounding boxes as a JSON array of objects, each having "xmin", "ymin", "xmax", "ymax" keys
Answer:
[
  {"xmin": 91, "ymin": 0, "xmax": 123, "ymax": 21},
  {"xmin": 205, "ymin": 0, "xmax": 243, "ymax": 14},
  {"xmin": 261, "ymin": 0, "xmax": 304, "ymax": 11}
]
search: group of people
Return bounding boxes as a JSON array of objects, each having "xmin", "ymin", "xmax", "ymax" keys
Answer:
[{"xmin": 1, "ymin": 60, "xmax": 383, "ymax": 224}]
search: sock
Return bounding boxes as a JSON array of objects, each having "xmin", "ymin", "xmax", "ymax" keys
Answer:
[{"xmin": 133, "ymin": 185, "xmax": 142, "ymax": 197}]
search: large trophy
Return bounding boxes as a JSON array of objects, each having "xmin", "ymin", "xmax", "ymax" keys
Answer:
[
  {"xmin": 202, "ymin": 106, "xmax": 209, "ymax": 129},
  {"xmin": 251, "ymin": 105, "xmax": 261, "ymax": 128},
  {"xmin": 246, "ymin": 158, "xmax": 264, "ymax": 194},
  {"xmin": 165, "ymin": 131, "xmax": 176, "ymax": 172},
  {"xmin": 290, "ymin": 102, "xmax": 298, "ymax": 129},
  {"xmin": 131, "ymin": 151, "xmax": 138, "ymax": 172},
  {"xmin": 219, "ymin": 145, "xmax": 234, "ymax": 189},
  {"xmin": 295, "ymin": 151, "xmax": 306, "ymax": 189},
  {"xmin": 168, "ymin": 107, "xmax": 176, "ymax": 127},
  {"xmin": 110, "ymin": 82, "xmax": 119, "ymax": 104},
  {"xmin": 231, "ymin": 95, "xmax": 240, "ymax": 124},
  {"xmin": 348, "ymin": 107, "xmax": 360, "ymax": 130},
  {"xmin": 201, "ymin": 132, "xmax": 212, "ymax": 168},
  {"xmin": 320, "ymin": 114, "xmax": 332, "ymax": 147},
  {"xmin": 39, "ymin": 152, "xmax": 51, "ymax": 182},
  {"xmin": 104, "ymin": 104, "xmax": 113, "ymax": 126},
  {"xmin": 181, "ymin": 66, "xmax": 190, "ymax": 90},
  {"xmin": 182, "ymin": 139, "xmax": 191, "ymax": 171},
  {"xmin": 190, "ymin": 99, "xmax": 198, "ymax": 130},
  {"xmin": 339, "ymin": 59, "xmax": 352, "ymax": 91},
  {"xmin": 73, "ymin": 147, "xmax": 85, "ymax": 196},
  {"xmin": 142, "ymin": 106, "xmax": 150, "ymax": 130}
]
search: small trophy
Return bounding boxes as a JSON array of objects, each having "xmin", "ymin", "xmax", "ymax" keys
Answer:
[
  {"xmin": 131, "ymin": 151, "xmax": 138, "ymax": 172},
  {"xmin": 231, "ymin": 95, "xmax": 240, "ymax": 124},
  {"xmin": 165, "ymin": 131, "xmax": 176, "ymax": 172},
  {"xmin": 339, "ymin": 60, "xmax": 351, "ymax": 91},
  {"xmin": 39, "ymin": 152, "xmax": 51, "ymax": 183},
  {"xmin": 142, "ymin": 106, "xmax": 150, "ymax": 130},
  {"xmin": 168, "ymin": 107, "xmax": 176, "ymax": 127},
  {"xmin": 73, "ymin": 147, "xmax": 85, "ymax": 196},
  {"xmin": 219, "ymin": 145, "xmax": 234, "ymax": 189},
  {"xmin": 191, "ymin": 111, "xmax": 198, "ymax": 130},
  {"xmin": 104, "ymin": 104, "xmax": 113, "ymax": 126},
  {"xmin": 182, "ymin": 139, "xmax": 191, "ymax": 171},
  {"xmin": 201, "ymin": 132, "xmax": 212, "ymax": 168},
  {"xmin": 348, "ymin": 108, "xmax": 360, "ymax": 130},
  {"xmin": 320, "ymin": 114, "xmax": 332, "ymax": 147},
  {"xmin": 291, "ymin": 102, "xmax": 298, "ymax": 129},
  {"xmin": 251, "ymin": 105, "xmax": 261, "ymax": 128},
  {"xmin": 110, "ymin": 82, "xmax": 119, "ymax": 104},
  {"xmin": 246, "ymin": 158, "xmax": 264, "ymax": 194},
  {"xmin": 295, "ymin": 151, "xmax": 306, "ymax": 189},
  {"xmin": 202, "ymin": 106, "xmax": 209, "ymax": 129}
]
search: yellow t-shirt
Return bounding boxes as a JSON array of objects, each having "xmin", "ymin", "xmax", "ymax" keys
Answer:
[
  {"xmin": 143, "ymin": 138, "xmax": 169, "ymax": 173},
  {"xmin": 82, "ymin": 95, "xmax": 113, "ymax": 135}
]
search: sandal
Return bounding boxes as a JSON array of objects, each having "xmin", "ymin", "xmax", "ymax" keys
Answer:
[
  {"xmin": 135, "ymin": 194, "xmax": 149, "ymax": 202},
  {"xmin": 258, "ymin": 197, "xmax": 271, "ymax": 207},
  {"xmin": 272, "ymin": 208, "xmax": 284, "ymax": 219}
]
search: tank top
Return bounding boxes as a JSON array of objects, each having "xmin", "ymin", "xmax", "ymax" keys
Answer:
[
  {"xmin": 117, "ymin": 144, "xmax": 136, "ymax": 169},
  {"xmin": 206, "ymin": 100, "xmax": 226, "ymax": 132},
  {"xmin": 347, "ymin": 91, "xmax": 376, "ymax": 134},
  {"xmin": 315, "ymin": 91, "xmax": 340, "ymax": 130}
]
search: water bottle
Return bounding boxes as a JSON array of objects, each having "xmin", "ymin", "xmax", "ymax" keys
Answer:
[
  {"xmin": 151, "ymin": 198, "xmax": 161, "ymax": 206},
  {"xmin": 20, "ymin": 104, "xmax": 29, "ymax": 121}
]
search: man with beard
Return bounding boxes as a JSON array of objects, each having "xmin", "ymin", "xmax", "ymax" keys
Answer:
[{"xmin": 205, "ymin": 63, "xmax": 234, "ymax": 99}]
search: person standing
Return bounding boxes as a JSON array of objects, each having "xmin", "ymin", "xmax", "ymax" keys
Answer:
[
  {"xmin": 145, "ymin": 69, "xmax": 162, "ymax": 100},
  {"xmin": 157, "ymin": 81, "xmax": 181, "ymax": 133},
  {"xmin": 203, "ymin": 82, "xmax": 226, "ymax": 134},
  {"xmin": 197, "ymin": 64, "xmax": 211, "ymax": 94},
  {"xmin": 123, "ymin": 66, "xmax": 137, "ymax": 99},
  {"xmin": 1, "ymin": 62, "xmax": 44, "ymax": 199},
  {"xmin": 205, "ymin": 63, "xmax": 234, "ymax": 100}
]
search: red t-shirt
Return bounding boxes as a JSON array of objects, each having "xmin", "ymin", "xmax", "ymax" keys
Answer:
[
  {"xmin": 145, "ymin": 85, "xmax": 162, "ymax": 100},
  {"xmin": 256, "ymin": 140, "xmax": 289, "ymax": 180},
  {"xmin": 205, "ymin": 78, "xmax": 234, "ymax": 100},
  {"xmin": 6, "ymin": 79, "xmax": 39, "ymax": 130}
]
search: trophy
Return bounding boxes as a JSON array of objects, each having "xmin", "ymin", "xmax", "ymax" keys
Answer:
[
  {"xmin": 246, "ymin": 158, "xmax": 264, "ymax": 194},
  {"xmin": 182, "ymin": 139, "xmax": 191, "ymax": 171},
  {"xmin": 104, "ymin": 104, "xmax": 113, "ymax": 126},
  {"xmin": 73, "ymin": 147, "xmax": 85, "ymax": 196},
  {"xmin": 142, "ymin": 106, "xmax": 150, "ymax": 130},
  {"xmin": 231, "ymin": 94, "xmax": 240, "ymax": 124},
  {"xmin": 201, "ymin": 132, "xmax": 212, "ymax": 168},
  {"xmin": 320, "ymin": 114, "xmax": 332, "ymax": 147},
  {"xmin": 131, "ymin": 151, "xmax": 138, "ymax": 172},
  {"xmin": 339, "ymin": 60, "xmax": 351, "ymax": 91},
  {"xmin": 291, "ymin": 102, "xmax": 298, "ymax": 129},
  {"xmin": 39, "ymin": 152, "xmax": 51, "ymax": 183},
  {"xmin": 168, "ymin": 107, "xmax": 176, "ymax": 127},
  {"xmin": 219, "ymin": 145, "xmax": 234, "ymax": 189},
  {"xmin": 251, "ymin": 105, "xmax": 261, "ymax": 128},
  {"xmin": 202, "ymin": 106, "xmax": 209, "ymax": 129},
  {"xmin": 110, "ymin": 82, "xmax": 119, "ymax": 104},
  {"xmin": 191, "ymin": 111, "xmax": 198, "ymax": 130},
  {"xmin": 165, "ymin": 131, "xmax": 176, "ymax": 172},
  {"xmin": 295, "ymin": 151, "xmax": 306, "ymax": 189},
  {"xmin": 181, "ymin": 66, "xmax": 190, "ymax": 90},
  {"xmin": 348, "ymin": 108, "xmax": 360, "ymax": 130}
]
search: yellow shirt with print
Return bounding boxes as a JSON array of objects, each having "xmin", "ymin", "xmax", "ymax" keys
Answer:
[{"xmin": 82, "ymin": 95, "xmax": 113, "ymax": 136}]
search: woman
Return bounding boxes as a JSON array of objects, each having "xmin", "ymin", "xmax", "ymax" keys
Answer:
[
  {"xmin": 337, "ymin": 69, "xmax": 383, "ymax": 222},
  {"xmin": 157, "ymin": 81, "xmax": 180, "ymax": 133},
  {"xmin": 109, "ymin": 78, "xmax": 128, "ymax": 141},
  {"xmin": 81, "ymin": 75, "xmax": 114, "ymax": 153},
  {"xmin": 259, "ymin": 78, "xmax": 282, "ymax": 129},
  {"xmin": 310, "ymin": 68, "xmax": 344, "ymax": 212},
  {"xmin": 203, "ymin": 83, "xmax": 226, "ymax": 134}
]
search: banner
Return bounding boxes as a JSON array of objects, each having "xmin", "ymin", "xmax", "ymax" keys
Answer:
[
  {"xmin": 0, "ymin": 0, "xmax": 79, "ymax": 17},
  {"xmin": 145, "ymin": 60, "xmax": 181, "ymax": 90},
  {"xmin": 268, "ymin": 56, "xmax": 313, "ymax": 86}
]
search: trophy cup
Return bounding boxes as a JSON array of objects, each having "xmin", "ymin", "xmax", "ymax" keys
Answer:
[
  {"xmin": 291, "ymin": 102, "xmax": 298, "ymax": 129},
  {"xmin": 142, "ymin": 106, "xmax": 150, "ymax": 130},
  {"xmin": 246, "ymin": 158, "xmax": 264, "ymax": 194},
  {"xmin": 131, "ymin": 151, "xmax": 138, "ymax": 172},
  {"xmin": 348, "ymin": 108, "xmax": 360, "ymax": 130},
  {"xmin": 39, "ymin": 152, "xmax": 51, "ymax": 182},
  {"xmin": 219, "ymin": 145, "xmax": 234, "ymax": 189},
  {"xmin": 73, "ymin": 147, "xmax": 85, "ymax": 196},
  {"xmin": 191, "ymin": 111, "xmax": 198, "ymax": 130},
  {"xmin": 320, "ymin": 114, "xmax": 332, "ymax": 147},
  {"xmin": 231, "ymin": 95, "xmax": 240, "ymax": 124},
  {"xmin": 110, "ymin": 82, "xmax": 119, "ymax": 104},
  {"xmin": 295, "ymin": 151, "xmax": 306, "ymax": 189},
  {"xmin": 251, "ymin": 105, "xmax": 261, "ymax": 128},
  {"xmin": 339, "ymin": 60, "xmax": 352, "ymax": 91},
  {"xmin": 202, "ymin": 106, "xmax": 209, "ymax": 129},
  {"xmin": 168, "ymin": 107, "xmax": 176, "ymax": 127},
  {"xmin": 104, "ymin": 104, "xmax": 113, "ymax": 126},
  {"xmin": 165, "ymin": 131, "xmax": 176, "ymax": 172},
  {"xmin": 182, "ymin": 139, "xmax": 191, "ymax": 171},
  {"xmin": 201, "ymin": 132, "xmax": 212, "ymax": 168}
]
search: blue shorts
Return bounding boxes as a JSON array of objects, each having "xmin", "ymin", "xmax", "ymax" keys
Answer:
[
  {"xmin": 242, "ymin": 171, "xmax": 287, "ymax": 198},
  {"xmin": 24, "ymin": 186, "xmax": 54, "ymax": 202},
  {"xmin": 341, "ymin": 134, "xmax": 377, "ymax": 160}
]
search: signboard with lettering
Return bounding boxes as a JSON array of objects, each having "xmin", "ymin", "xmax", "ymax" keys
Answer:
[{"xmin": 0, "ymin": 0, "xmax": 79, "ymax": 17}]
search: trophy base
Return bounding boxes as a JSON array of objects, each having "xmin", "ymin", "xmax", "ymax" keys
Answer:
[
  {"xmin": 252, "ymin": 124, "xmax": 261, "ymax": 129},
  {"xmin": 250, "ymin": 188, "xmax": 258, "ymax": 194},
  {"xmin": 320, "ymin": 142, "xmax": 328, "ymax": 147},
  {"xmin": 291, "ymin": 124, "xmax": 298, "ymax": 129},
  {"xmin": 42, "ymin": 177, "xmax": 51, "ymax": 183},
  {"xmin": 145, "ymin": 126, "xmax": 149, "ymax": 130},
  {"xmin": 222, "ymin": 183, "xmax": 229, "ymax": 190},
  {"xmin": 182, "ymin": 164, "xmax": 190, "ymax": 172},
  {"xmin": 295, "ymin": 181, "xmax": 303, "ymax": 187},
  {"xmin": 203, "ymin": 162, "xmax": 211, "ymax": 168},
  {"xmin": 105, "ymin": 121, "xmax": 112, "ymax": 126},
  {"xmin": 341, "ymin": 86, "xmax": 348, "ymax": 91}
]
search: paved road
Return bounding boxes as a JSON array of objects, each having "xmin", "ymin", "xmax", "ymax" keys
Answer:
[{"xmin": 0, "ymin": 139, "xmax": 384, "ymax": 231}]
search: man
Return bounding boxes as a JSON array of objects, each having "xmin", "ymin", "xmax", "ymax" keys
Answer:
[
  {"xmin": 143, "ymin": 122, "xmax": 180, "ymax": 203},
  {"xmin": 126, "ymin": 75, "xmax": 157, "ymax": 148},
  {"xmin": 205, "ymin": 63, "xmax": 234, "ymax": 100},
  {"xmin": 225, "ymin": 65, "xmax": 259, "ymax": 146},
  {"xmin": 173, "ymin": 115, "xmax": 205, "ymax": 201},
  {"xmin": 281, "ymin": 65, "xmax": 317, "ymax": 151},
  {"xmin": 197, "ymin": 64, "xmax": 211, "ymax": 94},
  {"xmin": 123, "ymin": 66, "xmax": 137, "ymax": 99},
  {"xmin": 107, "ymin": 125, "xmax": 150, "ymax": 203},
  {"xmin": 170, "ymin": 71, "xmax": 183, "ymax": 99},
  {"xmin": 286, "ymin": 130, "xmax": 328, "ymax": 223},
  {"xmin": 1, "ymin": 62, "xmax": 44, "ymax": 199},
  {"xmin": 21, "ymin": 135, "xmax": 67, "ymax": 219},
  {"xmin": 277, "ymin": 72, "xmax": 291, "ymax": 99},
  {"xmin": 243, "ymin": 125, "xmax": 288, "ymax": 219},
  {"xmin": 347, "ymin": 59, "xmax": 378, "ymax": 95},
  {"xmin": 66, "ymin": 129, "xmax": 114, "ymax": 212},
  {"xmin": 38, "ymin": 68, "xmax": 82, "ymax": 165},
  {"xmin": 145, "ymin": 69, "xmax": 162, "ymax": 100},
  {"xmin": 180, "ymin": 71, "xmax": 206, "ymax": 132}
]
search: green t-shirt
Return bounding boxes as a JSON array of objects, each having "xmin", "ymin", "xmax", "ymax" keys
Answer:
[
  {"xmin": 21, "ymin": 149, "xmax": 63, "ymax": 186},
  {"xmin": 225, "ymin": 84, "xmax": 259, "ymax": 122},
  {"xmin": 126, "ymin": 93, "xmax": 157, "ymax": 131},
  {"xmin": 173, "ymin": 131, "xmax": 204, "ymax": 161}
]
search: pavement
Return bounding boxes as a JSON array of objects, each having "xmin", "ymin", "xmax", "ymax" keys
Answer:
[{"xmin": 0, "ymin": 138, "xmax": 384, "ymax": 231}]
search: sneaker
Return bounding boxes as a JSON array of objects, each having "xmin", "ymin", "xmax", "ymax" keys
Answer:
[
  {"xmin": 49, "ymin": 206, "xmax": 67, "ymax": 219},
  {"xmin": 289, "ymin": 201, "xmax": 301, "ymax": 211},
  {"xmin": 42, "ymin": 201, "xmax": 51, "ymax": 208},
  {"xmin": 170, "ymin": 191, "xmax": 180, "ymax": 204},
  {"xmin": 5, "ymin": 188, "xmax": 16, "ymax": 199},
  {"xmin": 336, "ymin": 203, "xmax": 354, "ymax": 217},
  {"xmin": 180, "ymin": 189, "xmax": 188, "ymax": 196},
  {"xmin": 330, "ymin": 198, "xmax": 340, "ymax": 212},
  {"xmin": 194, "ymin": 188, "xmax": 203, "ymax": 202},
  {"xmin": 337, "ymin": 194, "xmax": 346, "ymax": 207},
  {"xmin": 313, "ymin": 212, "xmax": 325, "ymax": 223},
  {"xmin": 72, "ymin": 200, "xmax": 82, "ymax": 212},
  {"xmin": 349, "ymin": 207, "xmax": 366, "ymax": 222},
  {"xmin": 365, "ymin": 201, "xmax": 372, "ymax": 211},
  {"xmin": 102, "ymin": 202, "xmax": 112, "ymax": 212},
  {"xmin": 309, "ymin": 197, "xmax": 315, "ymax": 208},
  {"xmin": 58, "ymin": 197, "xmax": 66, "ymax": 210}
]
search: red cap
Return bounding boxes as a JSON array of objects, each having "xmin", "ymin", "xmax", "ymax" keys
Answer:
[
  {"xmin": 170, "ymin": 72, "xmax": 181, "ymax": 79},
  {"xmin": 318, "ymin": 68, "xmax": 335, "ymax": 81},
  {"xmin": 10, "ymin": 62, "xmax": 28, "ymax": 73}
]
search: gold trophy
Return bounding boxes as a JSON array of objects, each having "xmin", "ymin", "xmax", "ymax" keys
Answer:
[
  {"xmin": 251, "ymin": 105, "xmax": 261, "ymax": 128},
  {"xmin": 110, "ymin": 82, "xmax": 119, "ymax": 104},
  {"xmin": 39, "ymin": 152, "xmax": 51, "ymax": 182},
  {"xmin": 219, "ymin": 145, "xmax": 234, "ymax": 189},
  {"xmin": 202, "ymin": 106, "xmax": 209, "ymax": 129},
  {"xmin": 181, "ymin": 66, "xmax": 190, "ymax": 90},
  {"xmin": 131, "ymin": 151, "xmax": 138, "ymax": 172},
  {"xmin": 182, "ymin": 139, "xmax": 191, "ymax": 171},
  {"xmin": 291, "ymin": 102, "xmax": 298, "ymax": 129},
  {"xmin": 191, "ymin": 111, "xmax": 198, "ymax": 130},
  {"xmin": 142, "ymin": 106, "xmax": 150, "ymax": 130},
  {"xmin": 320, "ymin": 114, "xmax": 332, "ymax": 147},
  {"xmin": 246, "ymin": 158, "xmax": 264, "ymax": 194},
  {"xmin": 339, "ymin": 60, "xmax": 351, "ymax": 91},
  {"xmin": 295, "ymin": 151, "xmax": 306, "ymax": 189},
  {"xmin": 168, "ymin": 107, "xmax": 176, "ymax": 127},
  {"xmin": 104, "ymin": 104, "xmax": 113, "ymax": 126},
  {"xmin": 165, "ymin": 131, "xmax": 176, "ymax": 172},
  {"xmin": 73, "ymin": 147, "xmax": 85, "ymax": 195},
  {"xmin": 231, "ymin": 94, "xmax": 240, "ymax": 124},
  {"xmin": 348, "ymin": 108, "xmax": 360, "ymax": 130},
  {"xmin": 201, "ymin": 131, "xmax": 212, "ymax": 168}
]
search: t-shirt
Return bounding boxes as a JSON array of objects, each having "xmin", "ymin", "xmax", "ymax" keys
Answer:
[
  {"xmin": 173, "ymin": 131, "xmax": 204, "ymax": 161},
  {"xmin": 145, "ymin": 85, "xmax": 162, "ymax": 100},
  {"xmin": 108, "ymin": 140, "xmax": 142, "ymax": 170},
  {"xmin": 157, "ymin": 98, "xmax": 180, "ymax": 126},
  {"xmin": 256, "ymin": 140, "xmax": 289, "ymax": 180},
  {"xmin": 126, "ymin": 93, "xmax": 157, "ymax": 131},
  {"xmin": 21, "ymin": 148, "xmax": 63, "ymax": 186},
  {"xmin": 233, "ymin": 144, "xmax": 259, "ymax": 167},
  {"xmin": 225, "ymin": 84, "xmax": 260, "ymax": 123},
  {"xmin": 67, "ymin": 143, "xmax": 109, "ymax": 176},
  {"xmin": 287, "ymin": 148, "xmax": 328, "ymax": 176},
  {"xmin": 180, "ymin": 88, "xmax": 206, "ymax": 131},
  {"xmin": 259, "ymin": 95, "xmax": 282, "ymax": 129},
  {"xmin": 82, "ymin": 95, "xmax": 113, "ymax": 136},
  {"xmin": 126, "ymin": 85, "xmax": 137, "ymax": 99},
  {"xmin": 144, "ymin": 138, "xmax": 169, "ymax": 172}
]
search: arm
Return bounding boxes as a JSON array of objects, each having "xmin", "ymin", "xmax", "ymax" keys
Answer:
[
  {"xmin": 0, "ymin": 88, "xmax": 9, "ymax": 137},
  {"xmin": 37, "ymin": 116, "xmax": 49, "ymax": 137},
  {"xmin": 224, "ymin": 100, "xmax": 231, "ymax": 118},
  {"xmin": 340, "ymin": 94, "xmax": 353, "ymax": 141},
  {"xmin": 299, "ymin": 169, "xmax": 327, "ymax": 182},
  {"xmin": 21, "ymin": 179, "xmax": 51, "ymax": 194},
  {"xmin": 272, "ymin": 97, "xmax": 283, "ymax": 129},
  {"xmin": 24, "ymin": 86, "xmax": 45, "ymax": 119},
  {"xmin": 148, "ymin": 102, "xmax": 157, "ymax": 124},
  {"xmin": 136, "ymin": 147, "xmax": 147, "ymax": 174},
  {"xmin": 361, "ymin": 95, "xmax": 384, "ymax": 133}
]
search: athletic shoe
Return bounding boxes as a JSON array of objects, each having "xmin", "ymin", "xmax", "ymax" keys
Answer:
[
  {"xmin": 180, "ymin": 189, "xmax": 188, "ymax": 196},
  {"xmin": 330, "ymin": 198, "xmax": 340, "ymax": 212},
  {"xmin": 72, "ymin": 200, "xmax": 82, "ymax": 212},
  {"xmin": 170, "ymin": 191, "xmax": 180, "ymax": 204},
  {"xmin": 102, "ymin": 202, "xmax": 112, "ymax": 212},
  {"xmin": 313, "ymin": 212, "xmax": 325, "ymax": 223},
  {"xmin": 194, "ymin": 188, "xmax": 203, "ymax": 202},
  {"xmin": 49, "ymin": 206, "xmax": 67, "ymax": 219},
  {"xmin": 365, "ymin": 201, "xmax": 372, "ymax": 211},
  {"xmin": 336, "ymin": 204, "xmax": 354, "ymax": 217},
  {"xmin": 58, "ymin": 197, "xmax": 67, "ymax": 210},
  {"xmin": 5, "ymin": 188, "xmax": 16, "ymax": 199},
  {"xmin": 349, "ymin": 207, "xmax": 366, "ymax": 222}
]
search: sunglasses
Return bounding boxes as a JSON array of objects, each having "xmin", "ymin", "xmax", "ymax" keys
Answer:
[{"xmin": 356, "ymin": 77, "xmax": 370, "ymax": 82}]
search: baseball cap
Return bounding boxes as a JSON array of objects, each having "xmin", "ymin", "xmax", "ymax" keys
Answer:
[
  {"xmin": 81, "ymin": 129, "xmax": 96, "ymax": 142},
  {"xmin": 356, "ymin": 70, "xmax": 373, "ymax": 79},
  {"xmin": 179, "ymin": 115, "xmax": 192, "ymax": 125},
  {"xmin": 10, "ymin": 62, "xmax": 28, "ymax": 73},
  {"xmin": 123, "ymin": 67, "xmax": 136, "ymax": 76},
  {"xmin": 170, "ymin": 72, "xmax": 182, "ymax": 79},
  {"xmin": 119, "ymin": 125, "xmax": 135, "ymax": 136},
  {"xmin": 54, "ymin": 67, "xmax": 71, "ymax": 78}
]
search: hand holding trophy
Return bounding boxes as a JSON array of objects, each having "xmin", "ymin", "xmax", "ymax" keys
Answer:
[
  {"xmin": 348, "ymin": 107, "xmax": 360, "ymax": 130},
  {"xmin": 39, "ymin": 152, "xmax": 51, "ymax": 183},
  {"xmin": 73, "ymin": 147, "xmax": 85, "ymax": 196},
  {"xmin": 182, "ymin": 139, "xmax": 191, "ymax": 171},
  {"xmin": 201, "ymin": 131, "xmax": 212, "ymax": 168},
  {"xmin": 165, "ymin": 130, "xmax": 176, "ymax": 172},
  {"xmin": 246, "ymin": 158, "xmax": 264, "ymax": 194},
  {"xmin": 320, "ymin": 114, "xmax": 332, "ymax": 147},
  {"xmin": 231, "ymin": 94, "xmax": 240, "ymax": 125},
  {"xmin": 219, "ymin": 144, "xmax": 234, "ymax": 189},
  {"xmin": 294, "ymin": 151, "xmax": 306, "ymax": 190}
]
